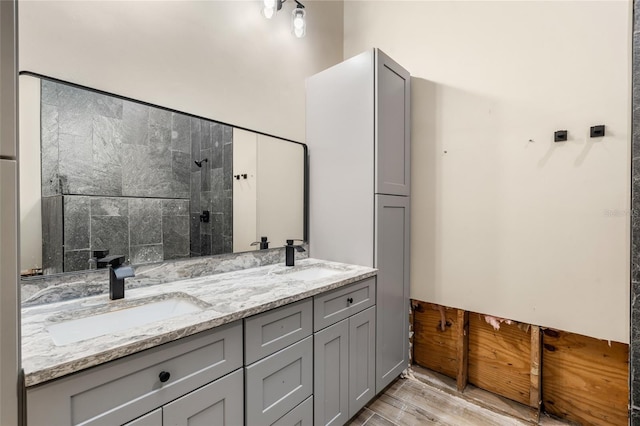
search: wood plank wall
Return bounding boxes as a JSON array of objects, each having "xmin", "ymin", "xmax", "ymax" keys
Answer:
[
  {"xmin": 468, "ymin": 314, "xmax": 531, "ymax": 405},
  {"xmin": 413, "ymin": 302, "xmax": 459, "ymax": 379},
  {"xmin": 411, "ymin": 299, "xmax": 628, "ymax": 425},
  {"xmin": 542, "ymin": 329, "xmax": 628, "ymax": 425}
]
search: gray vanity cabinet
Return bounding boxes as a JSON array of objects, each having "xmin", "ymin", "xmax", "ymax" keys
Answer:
[
  {"xmin": 375, "ymin": 195, "xmax": 410, "ymax": 392},
  {"xmin": 26, "ymin": 321, "xmax": 243, "ymax": 426},
  {"xmin": 313, "ymin": 280, "xmax": 377, "ymax": 426},
  {"xmin": 375, "ymin": 50, "xmax": 411, "ymax": 197},
  {"xmin": 270, "ymin": 396, "xmax": 313, "ymax": 426},
  {"xmin": 348, "ymin": 306, "xmax": 376, "ymax": 418},
  {"xmin": 244, "ymin": 299, "xmax": 313, "ymax": 426},
  {"xmin": 162, "ymin": 368, "xmax": 244, "ymax": 426},
  {"xmin": 307, "ymin": 48, "xmax": 411, "ymax": 396},
  {"xmin": 313, "ymin": 307, "xmax": 376, "ymax": 425},
  {"xmin": 314, "ymin": 318, "xmax": 349, "ymax": 426},
  {"xmin": 123, "ymin": 409, "xmax": 162, "ymax": 426},
  {"xmin": 123, "ymin": 370, "xmax": 244, "ymax": 426}
]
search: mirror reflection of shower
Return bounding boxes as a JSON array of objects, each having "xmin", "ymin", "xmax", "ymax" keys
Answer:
[{"xmin": 194, "ymin": 158, "xmax": 208, "ymax": 168}]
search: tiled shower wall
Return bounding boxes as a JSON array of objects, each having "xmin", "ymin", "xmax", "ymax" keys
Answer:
[
  {"xmin": 40, "ymin": 79, "xmax": 232, "ymax": 272},
  {"xmin": 633, "ymin": 1, "xmax": 640, "ymax": 422},
  {"xmin": 189, "ymin": 120, "xmax": 233, "ymax": 257}
]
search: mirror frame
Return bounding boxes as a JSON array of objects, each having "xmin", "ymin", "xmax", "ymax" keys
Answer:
[{"xmin": 18, "ymin": 71, "xmax": 309, "ymax": 280}]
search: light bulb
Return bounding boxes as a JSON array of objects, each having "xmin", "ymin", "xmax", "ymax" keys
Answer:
[
  {"xmin": 262, "ymin": 0, "xmax": 278, "ymax": 19},
  {"xmin": 262, "ymin": 6, "xmax": 275, "ymax": 19},
  {"xmin": 291, "ymin": 8, "xmax": 306, "ymax": 38}
]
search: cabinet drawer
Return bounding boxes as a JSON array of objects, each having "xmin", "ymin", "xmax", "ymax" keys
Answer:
[
  {"xmin": 245, "ymin": 336, "xmax": 313, "ymax": 426},
  {"xmin": 271, "ymin": 396, "xmax": 313, "ymax": 426},
  {"xmin": 163, "ymin": 369, "xmax": 244, "ymax": 426},
  {"xmin": 26, "ymin": 321, "xmax": 243, "ymax": 426},
  {"xmin": 245, "ymin": 298, "xmax": 312, "ymax": 364},
  {"xmin": 123, "ymin": 408, "xmax": 161, "ymax": 426},
  {"xmin": 314, "ymin": 278, "xmax": 375, "ymax": 331}
]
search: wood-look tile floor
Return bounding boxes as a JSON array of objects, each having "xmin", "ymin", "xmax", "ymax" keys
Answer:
[{"xmin": 348, "ymin": 369, "xmax": 570, "ymax": 426}]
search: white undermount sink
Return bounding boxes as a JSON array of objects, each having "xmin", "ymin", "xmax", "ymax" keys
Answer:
[
  {"xmin": 46, "ymin": 298, "xmax": 203, "ymax": 346},
  {"xmin": 277, "ymin": 266, "xmax": 342, "ymax": 281}
]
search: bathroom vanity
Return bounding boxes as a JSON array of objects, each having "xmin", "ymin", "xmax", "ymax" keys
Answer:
[{"xmin": 22, "ymin": 259, "xmax": 378, "ymax": 426}]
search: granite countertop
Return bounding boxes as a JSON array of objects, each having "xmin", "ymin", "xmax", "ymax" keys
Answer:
[{"xmin": 22, "ymin": 258, "xmax": 377, "ymax": 388}]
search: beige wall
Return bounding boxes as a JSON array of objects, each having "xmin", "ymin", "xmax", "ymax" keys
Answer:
[
  {"xmin": 19, "ymin": 0, "xmax": 344, "ymax": 143},
  {"xmin": 19, "ymin": 75, "xmax": 42, "ymax": 271},
  {"xmin": 345, "ymin": 0, "xmax": 631, "ymax": 343},
  {"xmin": 256, "ymin": 134, "xmax": 305, "ymax": 246},
  {"xmin": 233, "ymin": 128, "xmax": 258, "ymax": 253}
]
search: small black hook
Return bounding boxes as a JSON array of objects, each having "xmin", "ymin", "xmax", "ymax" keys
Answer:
[{"xmin": 194, "ymin": 158, "xmax": 208, "ymax": 168}]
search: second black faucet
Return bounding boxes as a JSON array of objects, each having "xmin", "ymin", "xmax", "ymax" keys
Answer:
[{"xmin": 285, "ymin": 240, "xmax": 305, "ymax": 267}]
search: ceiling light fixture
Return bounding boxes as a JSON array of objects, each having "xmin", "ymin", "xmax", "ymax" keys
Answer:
[
  {"xmin": 262, "ymin": 0, "xmax": 281, "ymax": 19},
  {"xmin": 261, "ymin": 0, "xmax": 307, "ymax": 38},
  {"xmin": 291, "ymin": 3, "xmax": 306, "ymax": 38}
]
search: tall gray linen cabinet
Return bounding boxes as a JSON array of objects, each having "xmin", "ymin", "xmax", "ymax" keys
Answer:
[{"xmin": 306, "ymin": 48, "xmax": 411, "ymax": 400}]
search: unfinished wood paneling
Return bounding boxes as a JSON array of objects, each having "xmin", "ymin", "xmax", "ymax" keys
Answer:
[
  {"xmin": 456, "ymin": 310, "xmax": 469, "ymax": 392},
  {"xmin": 542, "ymin": 329, "xmax": 628, "ymax": 426},
  {"xmin": 529, "ymin": 326, "xmax": 541, "ymax": 411},
  {"xmin": 412, "ymin": 301, "xmax": 459, "ymax": 379},
  {"xmin": 468, "ymin": 314, "xmax": 531, "ymax": 405}
]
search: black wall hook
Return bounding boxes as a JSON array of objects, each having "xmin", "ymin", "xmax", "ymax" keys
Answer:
[{"xmin": 194, "ymin": 158, "xmax": 208, "ymax": 168}]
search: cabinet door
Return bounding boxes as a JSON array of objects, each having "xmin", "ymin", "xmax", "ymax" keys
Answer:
[
  {"xmin": 313, "ymin": 319, "xmax": 349, "ymax": 426},
  {"xmin": 123, "ymin": 409, "xmax": 162, "ymax": 426},
  {"xmin": 349, "ymin": 306, "xmax": 376, "ymax": 418},
  {"xmin": 163, "ymin": 369, "xmax": 243, "ymax": 426},
  {"xmin": 375, "ymin": 49, "xmax": 410, "ymax": 196},
  {"xmin": 375, "ymin": 194, "xmax": 410, "ymax": 393}
]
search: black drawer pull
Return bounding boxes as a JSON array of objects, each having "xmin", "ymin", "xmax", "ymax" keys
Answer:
[
  {"xmin": 347, "ymin": 297, "xmax": 354, "ymax": 304},
  {"xmin": 159, "ymin": 371, "xmax": 171, "ymax": 383}
]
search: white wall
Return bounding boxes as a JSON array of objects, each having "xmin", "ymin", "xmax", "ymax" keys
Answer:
[
  {"xmin": 19, "ymin": 0, "xmax": 344, "ymax": 143},
  {"xmin": 233, "ymin": 130, "xmax": 305, "ymax": 251},
  {"xmin": 233, "ymin": 128, "xmax": 258, "ymax": 253},
  {"xmin": 256, "ymin": 134, "xmax": 305, "ymax": 246},
  {"xmin": 345, "ymin": 0, "xmax": 631, "ymax": 343},
  {"xmin": 19, "ymin": 75, "xmax": 42, "ymax": 271}
]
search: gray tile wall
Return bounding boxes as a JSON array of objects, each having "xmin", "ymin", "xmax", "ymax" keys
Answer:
[
  {"xmin": 189, "ymin": 119, "xmax": 233, "ymax": 257},
  {"xmin": 41, "ymin": 80, "xmax": 191, "ymax": 198},
  {"xmin": 633, "ymin": 1, "xmax": 640, "ymax": 422},
  {"xmin": 41, "ymin": 196, "xmax": 63, "ymax": 275},
  {"xmin": 56, "ymin": 195, "xmax": 190, "ymax": 272},
  {"xmin": 40, "ymin": 80, "xmax": 233, "ymax": 270}
]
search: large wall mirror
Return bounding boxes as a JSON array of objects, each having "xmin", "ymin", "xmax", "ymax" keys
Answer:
[{"xmin": 19, "ymin": 74, "xmax": 306, "ymax": 276}]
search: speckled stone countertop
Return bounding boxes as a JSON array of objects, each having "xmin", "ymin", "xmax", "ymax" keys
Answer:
[{"xmin": 22, "ymin": 258, "xmax": 376, "ymax": 388}]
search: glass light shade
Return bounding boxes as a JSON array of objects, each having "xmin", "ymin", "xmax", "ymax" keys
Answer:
[
  {"xmin": 262, "ymin": 0, "xmax": 277, "ymax": 19},
  {"xmin": 291, "ymin": 8, "xmax": 306, "ymax": 38},
  {"xmin": 262, "ymin": 6, "xmax": 275, "ymax": 19}
]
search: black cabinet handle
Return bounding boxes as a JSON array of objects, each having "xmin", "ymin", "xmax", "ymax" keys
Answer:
[
  {"xmin": 347, "ymin": 297, "xmax": 354, "ymax": 304},
  {"xmin": 159, "ymin": 371, "xmax": 171, "ymax": 383}
]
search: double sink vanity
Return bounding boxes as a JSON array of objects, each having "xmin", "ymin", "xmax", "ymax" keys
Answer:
[
  {"xmin": 17, "ymin": 47, "xmax": 411, "ymax": 426},
  {"xmin": 22, "ymin": 258, "xmax": 379, "ymax": 426}
]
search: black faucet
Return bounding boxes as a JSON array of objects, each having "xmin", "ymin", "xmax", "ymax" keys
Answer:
[
  {"xmin": 90, "ymin": 249, "xmax": 110, "ymax": 270},
  {"xmin": 251, "ymin": 236, "xmax": 270, "ymax": 250},
  {"xmin": 285, "ymin": 240, "xmax": 305, "ymax": 267},
  {"xmin": 97, "ymin": 255, "xmax": 135, "ymax": 300}
]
